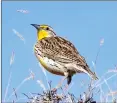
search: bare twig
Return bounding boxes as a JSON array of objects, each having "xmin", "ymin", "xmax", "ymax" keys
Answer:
[
  {"xmin": 17, "ymin": 9, "xmax": 29, "ymax": 14},
  {"xmin": 3, "ymin": 72, "xmax": 12, "ymax": 102},
  {"xmin": 22, "ymin": 93, "xmax": 33, "ymax": 99},
  {"xmin": 104, "ymin": 79, "xmax": 114, "ymax": 100},
  {"xmin": 99, "ymin": 85, "xmax": 105, "ymax": 102},
  {"xmin": 108, "ymin": 91, "xmax": 117, "ymax": 96},
  {"xmin": 12, "ymin": 29, "xmax": 25, "ymax": 44},
  {"xmin": 95, "ymin": 38, "xmax": 104, "ymax": 65},
  {"xmin": 10, "ymin": 51, "xmax": 15, "ymax": 66},
  {"xmin": 7, "ymin": 71, "xmax": 34, "ymax": 101},
  {"xmin": 37, "ymin": 80, "xmax": 46, "ymax": 91},
  {"xmin": 38, "ymin": 63, "xmax": 49, "ymax": 89},
  {"xmin": 95, "ymin": 73, "xmax": 117, "ymax": 88},
  {"xmin": 13, "ymin": 88, "xmax": 17, "ymax": 99}
]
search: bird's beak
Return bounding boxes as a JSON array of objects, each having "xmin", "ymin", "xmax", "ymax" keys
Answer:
[{"xmin": 31, "ymin": 24, "xmax": 40, "ymax": 30}]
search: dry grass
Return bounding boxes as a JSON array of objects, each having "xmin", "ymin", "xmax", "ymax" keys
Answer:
[{"xmin": 23, "ymin": 81, "xmax": 97, "ymax": 103}]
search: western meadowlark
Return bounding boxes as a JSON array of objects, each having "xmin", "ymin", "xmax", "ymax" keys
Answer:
[{"xmin": 31, "ymin": 24, "xmax": 98, "ymax": 89}]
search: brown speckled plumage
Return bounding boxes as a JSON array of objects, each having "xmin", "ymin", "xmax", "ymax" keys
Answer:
[
  {"xmin": 34, "ymin": 36, "xmax": 98, "ymax": 85},
  {"xmin": 31, "ymin": 24, "xmax": 98, "ymax": 86}
]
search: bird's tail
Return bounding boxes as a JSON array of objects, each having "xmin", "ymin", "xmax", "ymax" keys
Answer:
[
  {"xmin": 74, "ymin": 65, "xmax": 98, "ymax": 80},
  {"xmin": 87, "ymin": 68, "xmax": 98, "ymax": 80}
]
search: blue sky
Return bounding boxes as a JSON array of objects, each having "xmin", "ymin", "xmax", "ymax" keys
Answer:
[{"xmin": 2, "ymin": 1, "xmax": 117, "ymax": 102}]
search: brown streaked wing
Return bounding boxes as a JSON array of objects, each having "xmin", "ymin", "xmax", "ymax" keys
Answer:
[{"xmin": 37, "ymin": 36, "xmax": 88, "ymax": 67}]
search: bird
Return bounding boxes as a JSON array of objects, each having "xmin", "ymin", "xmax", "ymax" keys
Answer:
[{"xmin": 31, "ymin": 24, "xmax": 98, "ymax": 89}]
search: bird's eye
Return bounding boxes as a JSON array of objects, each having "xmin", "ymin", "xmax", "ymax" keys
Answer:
[{"xmin": 46, "ymin": 27, "xmax": 49, "ymax": 30}]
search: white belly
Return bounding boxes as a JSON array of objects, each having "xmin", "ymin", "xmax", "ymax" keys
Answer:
[{"xmin": 36, "ymin": 54, "xmax": 65, "ymax": 76}]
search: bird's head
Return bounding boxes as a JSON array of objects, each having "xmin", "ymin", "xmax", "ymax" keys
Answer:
[{"xmin": 31, "ymin": 24, "xmax": 56, "ymax": 40}]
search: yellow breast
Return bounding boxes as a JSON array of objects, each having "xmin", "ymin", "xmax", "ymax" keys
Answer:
[{"xmin": 39, "ymin": 58, "xmax": 49, "ymax": 70}]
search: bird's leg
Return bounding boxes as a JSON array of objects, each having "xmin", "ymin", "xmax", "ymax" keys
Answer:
[
  {"xmin": 67, "ymin": 75, "xmax": 72, "ymax": 85},
  {"xmin": 64, "ymin": 75, "xmax": 72, "ymax": 91},
  {"xmin": 52, "ymin": 72, "xmax": 68, "ymax": 92}
]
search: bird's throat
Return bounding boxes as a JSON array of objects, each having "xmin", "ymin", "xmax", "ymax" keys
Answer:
[{"xmin": 37, "ymin": 30, "xmax": 48, "ymax": 40}]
